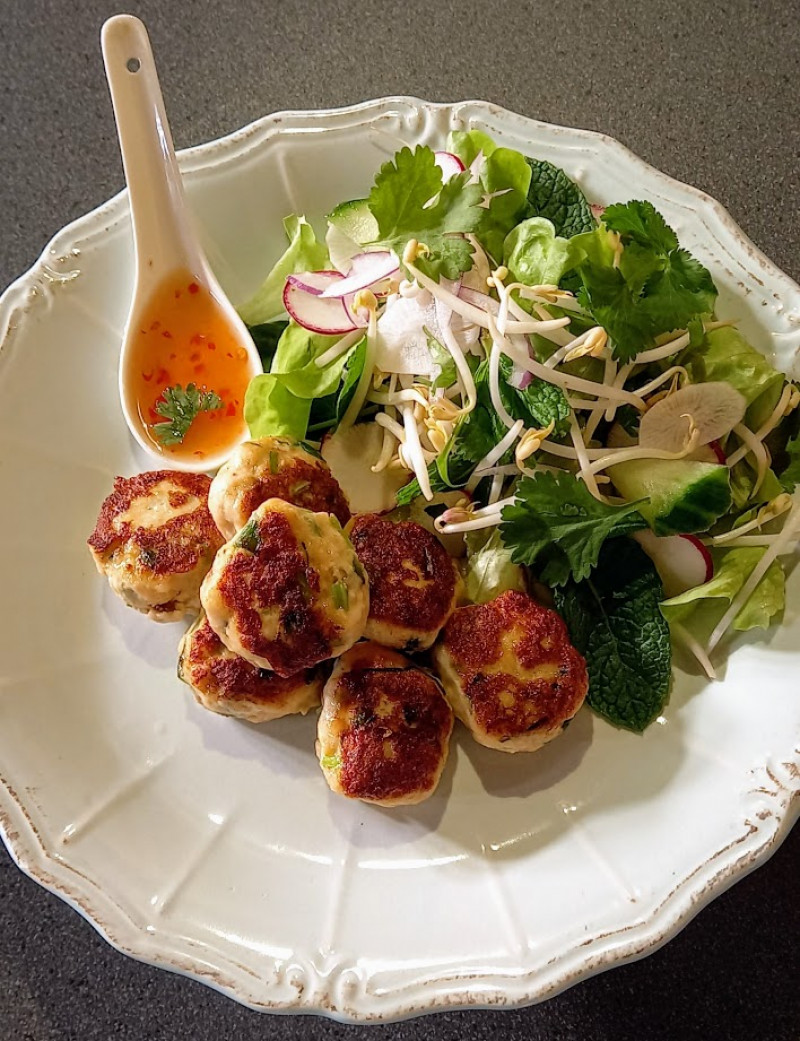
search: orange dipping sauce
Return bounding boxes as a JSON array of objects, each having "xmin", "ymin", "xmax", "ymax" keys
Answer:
[{"xmin": 127, "ymin": 269, "xmax": 253, "ymax": 463}]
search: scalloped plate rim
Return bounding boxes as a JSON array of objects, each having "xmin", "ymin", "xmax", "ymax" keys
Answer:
[{"xmin": 0, "ymin": 95, "xmax": 798, "ymax": 1022}]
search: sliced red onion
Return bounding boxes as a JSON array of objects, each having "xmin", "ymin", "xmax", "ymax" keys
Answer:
[
  {"xmin": 286, "ymin": 270, "xmax": 345, "ymax": 296},
  {"xmin": 458, "ymin": 285, "xmax": 500, "ymax": 316},
  {"xmin": 342, "ymin": 294, "xmax": 369, "ymax": 329},
  {"xmin": 434, "ymin": 150, "xmax": 465, "ymax": 180},
  {"xmin": 508, "ymin": 363, "xmax": 532, "ymax": 390},
  {"xmin": 319, "ymin": 251, "xmax": 399, "ymax": 298},
  {"xmin": 283, "ymin": 279, "xmax": 358, "ymax": 335}
]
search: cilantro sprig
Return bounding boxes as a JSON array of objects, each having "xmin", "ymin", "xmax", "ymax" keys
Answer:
[
  {"xmin": 153, "ymin": 383, "xmax": 223, "ymax": 446},
  {"xmin": 575, "ymin": 200, "xmax": 718, "ymax": 362},
  {"xmin": 367, "ymin": 145, "xmax": 485, "ymax": 280},
  {"xmin": 500, "ymin": 471, "xmax": 648, "ymax": 586}
]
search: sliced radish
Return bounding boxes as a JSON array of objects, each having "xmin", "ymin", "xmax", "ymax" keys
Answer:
[
  {"xmin": 591, "ymin": 203, "xmax": 606, "ymax": 220},
  {"xmin": 434, "ymin": 150, "xmax": 465, "ymax": 181},
  {"xmin": 639, "ymin": 382, "xmax": 747, "ymax": 454},
  {"xmin": 327, "ymin": 222, "xmax": 362, "ymax": 274},
  {"xmin": 321, "ymin": 423, "xmax": 409, "ymax": 514},
  {"xmin": 283, "ymin": 279, "xmax": 357, "ymax": 335},
  {"xmin": 319, "ymin": 251, "xmax": 399, "ymax": 298},
  {"xmin": 607, "ymin": 421, "xmax": 638, "ymax": 448},
  {"xmin": 634, "ymin": 529, "xmax": 713, "ymax": 598},
  {"xmin": 689, "ymin": 440, "xmax": 727, "ymax": 464},
  {"xmin": 709, "ymin": 439, "xmax": 727, "ymax": 464},
  {"xmin": 286, "ymin": 270, "xmax": 346, "ymax": 296}
]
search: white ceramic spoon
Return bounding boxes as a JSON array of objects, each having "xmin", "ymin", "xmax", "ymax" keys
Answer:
[{"xmin": 101, "ymin": 14, "xmax": 261, "ymax": 472}]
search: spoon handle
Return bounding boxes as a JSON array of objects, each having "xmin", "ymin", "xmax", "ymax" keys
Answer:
[{"xmin": 101, "ymin": 15, "xmax": 205, "ymax": 286}]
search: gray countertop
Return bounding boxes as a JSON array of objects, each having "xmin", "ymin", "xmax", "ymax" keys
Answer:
[{"xmin": 1, "ymin": 0, "xmax": 798, "ymax": 1037}]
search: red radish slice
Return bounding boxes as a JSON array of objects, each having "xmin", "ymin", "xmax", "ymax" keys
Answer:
[
  {"xmin": 634, "ymin": 529, "xmax": 713, "ymax": 598},
  {"xmin": 283, "ymin": 279, "xmax": 357, "ymax": 335},
  {"xmin": 591, "ymin": 203, "xmax": 606, "ymax": 220},
  {"xmin": 285, "ymin": 270, "xmax": 345, "ymax": 296},
  {"xmin": 342, "ymin": 294, "xmax": 369, "ymax": 329},
  {"xmin": 639, "ymin": 382, "xmax": 747, "ymax": 454},
  {"xmin": 321, "ymin": 423, "xmax": 409, "ymax": 513},
  {"xmin": 319, "ymin": 251, "xmax": 399, "ymax": 298},
  {"xmin": 434, "ymin": 150, "xmax": 465, "ymax": 180}
]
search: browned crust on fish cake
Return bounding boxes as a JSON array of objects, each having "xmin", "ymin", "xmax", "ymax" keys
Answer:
[
  {"xmin": 327, "ymin": 647, "xmax": 453, "ymax": 803},
  {"xmin": 180, "ymin": 616, "xmax": 321, "ymax": 707},
  {"xmin": 348, "ymin": 514, "xmax": 458, "ymax": 633},
  {"xmin": 88, "ymin": 471, "xmax": 222, "ymax": 574},
  {"xmin": 437, "ymin": 591, "xmax": 588, "ymax": 738}
]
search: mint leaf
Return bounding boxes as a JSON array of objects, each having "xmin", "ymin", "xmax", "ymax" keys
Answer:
[
  {"xmin": 525, "ymin": 158, "xmax": 596, "ymax": 239},
  {"xmin": 498, "ymin": 355, "xmax": 570, "ymax": 437},
  {"xmin": 367, "ymin": 145, "xmax": 484, "ymax": 280},
  {"xmin": 500, "ymin": 471, "xmax": 647, "ymax": 586},
  {"xmin": 554, "ymin": 539, "xmax": 671, "ymax": 732}
]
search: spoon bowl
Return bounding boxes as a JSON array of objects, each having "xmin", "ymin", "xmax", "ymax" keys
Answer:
[{"xmin": 101, "ymin": 15, "xmax": 262, "ymax": 472}]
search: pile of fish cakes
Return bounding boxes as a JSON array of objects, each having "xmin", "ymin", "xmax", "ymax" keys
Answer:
[{"xmin": 88, "ymin": 437, "xmax": 588, "ymax": 806}]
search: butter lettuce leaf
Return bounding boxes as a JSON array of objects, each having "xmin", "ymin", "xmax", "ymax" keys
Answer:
[
  {"xmin": 678, "ymin": 325, "xmax": 785, "ymax": 418},
  {"xmin": 238, "ymin": 215, "xmax": 328, "ymax": 326},
  {"xmin": 503, "ymin": 217, "xmax": 584, "ymax": 291},
  {"xmin": 244, "ymin": 375, "xmax": 311, "ymax": 440},
  {"xmin": 660, "ymin": 547, "xmax": 785, "ymax": 632}
]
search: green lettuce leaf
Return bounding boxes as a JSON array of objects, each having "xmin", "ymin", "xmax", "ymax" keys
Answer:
[
  {"xmin": 500, "ymin": 471, "xmax": 648, "ymax": 586},
  {"xmin": 729, "ymin": 461, "xmax": 784, "ymax": 510},
  {"xmin": 778, "ymin": 431, "xmax": 800, "ymax": 492},
  {"xmin": 243, "ymin": 375, "xmax": 311, "ymax": 440},
  {"xmin": 475, "ymin": 147, "xmax": 532, "ymax": 262},
  {"xmin": 678, "ymin": 325, "xmax": 785, "ymax": 421},
  {"xmin": 269, "ymin": 322, "xmax": 360, "ymax": 399},
  {"xmin": 660, "ymin": 547, "xmax": 785, "ymax": 632},
  {"xmin": 524, "ymin": 158, "xmax": 596, "ymax": 239},
  {"xmin": 446, "ymin": 129, "xmax": 498, "ymax": 165},
  {"xmin": 367, "ymin": 145, "xmax": 485, "ymax": 280},
  {"xmin": 464, "ymin": 528, "xmax": 527, "ymax": 604},
  {"xmin": 554, "ymin": 538, "xmax": 671, "ymax": 732},
  {"xmin": 247, "ymin": 320, "xmax": 288, "ymax": 369},
  {"xmin": 503, "ymin": 217, "xmax": 584, "ymax": 290},
  {"xmin": 238, "ymin": 215, "xmax": 329, "ymax": 326}
]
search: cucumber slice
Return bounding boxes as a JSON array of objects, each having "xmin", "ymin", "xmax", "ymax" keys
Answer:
[
  {"xmin": 327, "ymin": 199, "xmax": 379, "ymax": 245},
  {"xmin": 609, "ymin": 458, "xmax": 731, "ymax": 536}
]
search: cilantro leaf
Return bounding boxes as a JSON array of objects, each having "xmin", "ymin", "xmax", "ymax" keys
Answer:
[
  {"xmin": 500, "ymin": 471, "xmax": 647, "ymax": 586},
  {"xmin": 525, "ymin": 158, "xmax": 596, "ymax": 239},
  {"xmin": 554, "ymin": 538, "xmax": 672, "ymax": 732},
  {"xmin": 153, "ymin": 384, "xmax": 223, "ymax": 446},
  {"xmin": 575, "ymin": 202, "xmax": 718, "ymax": 362},
  {"xmin": 602, "ymin": 200, "xmax": 678, "ymax": 253},
  {"xmin": 367, "ymin": 146, "xmax": 485, "ymax": 280}
]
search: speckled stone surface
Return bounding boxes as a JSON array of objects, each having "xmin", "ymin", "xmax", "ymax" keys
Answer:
[{"xmin": 1, "ymin": 0, "xmax": 798, "ymax": 1037}]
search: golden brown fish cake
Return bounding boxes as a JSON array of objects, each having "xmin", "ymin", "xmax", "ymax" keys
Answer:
[
  {"xmin": 432, "ymin": 590, "xmax": 588, "ymax": 753},
  {"xmin": 346, "ymin": 513, "xmax": 461, "ymax": 653},
  {"xmin": 208, "ymin": 437, "xmax": 350, "ymax": 539},
  {"xmin": 87, "ymin": 471, "xmax": 223, "ymax": 622},
  {"xmin": 178, "ymin": 614, "xmax": 322, "ymax": 722},
  {"xmin": 316, "ymin": 642, "xmax": 454, "ymax": 806},
  {"xmin": 200, "ymin": 498, "xmax": 369, "ymax": 677}
]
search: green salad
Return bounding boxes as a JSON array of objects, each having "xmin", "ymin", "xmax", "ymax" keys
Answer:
[{"xmin": 234, "ymin": 130, "xmax": 800, "ymax": 733}]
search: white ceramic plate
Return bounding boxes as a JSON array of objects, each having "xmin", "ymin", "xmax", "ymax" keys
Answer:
[{"xmin": 0, "ymin": 98, "xmax": 798, "ymax": 1023}]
